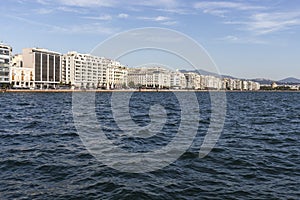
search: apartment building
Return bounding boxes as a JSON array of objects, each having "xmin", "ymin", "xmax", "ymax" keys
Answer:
[
  {"xmin": 106, "ymin": 60, "xmax": 128, "ymax": 89},
  {"xmin": 170, "ymin": 70, "xmax": 187, "ymax": 89},
  {"xmin": 0, "ymin": 44, "xmax": 12, "ymax": 87},
  {"xmin": 128, "ymin": 67, "xmax": 171, "ymax": 89},
  {"xmin": 62, "ymin": 52, "xmax": 127, "ymax": 89},
  {"xmin": 11, "ymin": 54, "xmax": 34, "ymax": 89}
]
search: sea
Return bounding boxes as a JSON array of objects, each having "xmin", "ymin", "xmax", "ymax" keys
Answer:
[{"xmin": 0, "ymin": 91, "xmax": 299, "ymax": 199}]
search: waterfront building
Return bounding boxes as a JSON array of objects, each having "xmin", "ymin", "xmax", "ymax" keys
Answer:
[
  {"xmin": 62, "ymin": 52, "xmax": 127, "ymax": 89},
  {"xmin": 170, "ymin": 70, "xmax": 187, "ymax": 89},
  {"xmin": 271, "ymin": 82, "xmax": 278, "ymax": 89},
  {"xmin": 0, "ymin": 44, "xmax": 12, "ymax": 87},
  {"xmin": 252, "ymin": 81, "xmax": 261, "ymax": 90},
  {"xmin": 62, "ymin": 51, "xmax": 106, "ymax": 89},
  {"xmin": 128, "ymin": 67, "xmax": 171, "ymax": 88},
  {"xmin": 184, "ymin": 72, "xmax": 201, "ymax": 89},
  {"xmin": 106, "ymin": 60, "xmax": 128, "ymax": 89},
  {"xmin": 205, "ymin": 75, "xmax": 222, "ymax": 90},
  {"xmin": 11, "ymin": 54, "xmax": 34, "ymax": 89},
  {"xmin": 223, "ymin": 78, "xmax": 237, "ymax": 90},
  {"xmin": 22, "ymin": 48, "xmax": 62, "ymax": 89}
]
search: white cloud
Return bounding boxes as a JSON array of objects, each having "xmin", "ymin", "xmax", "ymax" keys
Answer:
[
  {"xmin": 194, "ymin": 1, "xmax": 266, "ymax": 18},
  {"xmin": 60, "ymin": 23, "xmax": 116, "ymax": 34},
  {"xmin": 53, "ymin": 0, "xmax": 179, "ymax": 8},
  {"xmin": 194, "ymin": 1, "xmax": 265, "ymax": 11},
  {"xmin": 57, "ymin": 0, "xmax": 117, "ymax": 7},
  {"xmin": 35, "ymin": 8, "xmax": 53, "ymax": 14},
  {"xmin": 133, "ymin": 0, "xmax": 179, "ymax": 8},
  {"xmin": 83, "ymin": 15, "xmax": 112, "ymax": 21},
  {"xmin": 225, "ymin": 12, "xmax": 300, "ymax": 35},
  {"xmin": 203, "ymin": 9, "xmax": 228, "ymax": 17},
  {"xmin": 118, "ymin": 13, "xmax": 129, "ymax": 19},
  {"xmin": 139, "ymin": 16, "xmax": 170, "ymax": 21},
  {"xmin": 155, "ymin": 16, "xmax": 170, "ymax": 21},
  {"xmin": 156, "ymin": 8, "xmax": 191, "ymax": 15},
  {"xmin": 219, "ymin": 35, "xmax": 267, "ymax": 44},
  {"xmin": 7, "ymin": 14, "xmax": 116, "ymax": 35},
  {"xmin": 161, "ymin": 21, "xmax": 178, "ymax": 26},
  {"xmin": 57, "ymin": 6, "xmax": 87, "ymax": 14},
  {"xmin": 36, "ymin": 0, "xmax": 51, "ymax": 5},
  {"xmin": 249, "ymin": 12, "xmax": 300, "ymax": 34}
]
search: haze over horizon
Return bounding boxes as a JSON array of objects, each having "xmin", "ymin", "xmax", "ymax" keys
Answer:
[{"xmin": 1, "ymin": 0, "xmax": 300, "ymax": 80}]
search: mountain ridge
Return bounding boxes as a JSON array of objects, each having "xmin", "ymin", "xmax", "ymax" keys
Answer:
[{"xmin": 179, "ymin": 69, "xmax": 299, "ymax": 85}]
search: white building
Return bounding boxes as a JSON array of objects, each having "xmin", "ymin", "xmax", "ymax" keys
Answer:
[
  {"xmin": 0, "ymin": 44, "xmax": 12, "ymax": 86},
  {"xmin": 10, "ymin": 54, "xmax": 34, "ymax": 89},
  {"xmin": 128, "ymin": 67, "xmax": 171, "ymax": 88},
  {"xmin": 62, "ymin": 52, "xmax": 128, "ymax": 89},
  {"xmin": 106, "ymin": 60, "xmax": 128, "ymax": 89},
  {"xmin": 205, "ymin": 75, "xmax": 222, "ymax": 90},
  {"xmin": 184, "ymin": 72, "xmax": 201, "ymax": 89},
  {"xmin": 170, "ymin": 70, "xmax": 187, "ymax": 89}
]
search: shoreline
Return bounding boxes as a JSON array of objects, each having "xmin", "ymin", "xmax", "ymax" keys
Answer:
[{"xmin": 1, "ymin": 89, "xmax": 299, "ymax": 93}]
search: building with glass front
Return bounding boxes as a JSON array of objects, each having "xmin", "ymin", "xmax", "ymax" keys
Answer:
[{"xmin": 22, "ymin": 48, "xmax": 62, "ymax": 89}]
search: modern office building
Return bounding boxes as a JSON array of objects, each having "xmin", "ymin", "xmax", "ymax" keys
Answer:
[
  {"xmin": 0, "ymin": 44, "xmax": 12, "ymax": 87},
  {"xmin": 22, "ymin": 48, "xmax": 62, "ymax": 89}
]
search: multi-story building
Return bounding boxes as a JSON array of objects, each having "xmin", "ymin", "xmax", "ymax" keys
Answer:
[
  {"xmin": 11, "ymin": 54, "xmax": 34, "ymax": 89},
  {"xmin": 22, "ymin": 48, "xmax": 62, "ymax": 89},
  {"xmin": 106, "ymin": 60, "xmax": 128, "ymax": 89},
  {"xmin": 62, "ymin": 52, "xmax": 127, "ymax": 89},
  {"xmin": 184, "ymin": 72, "xmax": 201, "ymax": 89},
  {"xmin": 128, "ymin": 67, "xmax": 171, "ymax": 89},
  {"xmin": 62, "ymin": 51, "xmax": 106, "ymax": 89},
  {"xmin": 0, "ymin": 44, "xmax": 12, "ymax": 87},
  {"xmin": 170, "ymin": 70, "xmax": 187, "ymax": 89}
]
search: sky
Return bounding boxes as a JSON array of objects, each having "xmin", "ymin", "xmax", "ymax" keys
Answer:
[{"xmin": 1, "ymin": 0, "xmax": 300, "ymax": 80}]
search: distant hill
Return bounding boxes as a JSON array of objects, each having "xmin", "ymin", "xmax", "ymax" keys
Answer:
[
  {"xmin": 179, "ymin": 69, "xmax": 300, "ymax": 85},
  {"xmin": 278, "ymin": 77, "xmax": 300, "ymax": 84},
  {"xmin": 249, "ymin": 78, "xmax": 275, "ymax": 85},
  {"xmin": 180, "ymin": 69, "xmax": 236, "ymax": 79}
]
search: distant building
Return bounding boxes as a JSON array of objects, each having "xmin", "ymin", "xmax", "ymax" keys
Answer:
[
  {"xmin": 62, "ymin": 52, "xmax": 127, "ymax": 89},
  {"xmin": 11, "ymin": 54, "xmax": 34, "ymax": 89},
  {"xmin": 106, "ymin": 60, "xmax": 128, "ymax": 89},
  {"xmin": 170, "ymin": 70, "xmax": 187, "ymax": 89},
  {"xmin": 271, "ymin": 82, "xmax": 278, "ymax": 89},
  {"xmin": 22, "ymin": 48, "xmax": 62, "ymax": 89},
  {"xmin": 62, "ymin": 51, "xmax": 107, "ymax": 89},
  {"xmin": 128, "ymin": 67, "xmax": 171, "ymax": 88},
  {"xmin": 205, "ymin": 75, "xmax": 222, "ymax": 90},
  {"xmin": 184, "ymin": 72, "xmax": 201, "ymax": 89},
  {"xmin": 0, "ymin": 44, "xmax": 12, "ymax": 87}
]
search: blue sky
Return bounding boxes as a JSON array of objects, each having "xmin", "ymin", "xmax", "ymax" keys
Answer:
[{"xmin": 1, "ymin": 0, "xmax": 300, "ymax": 80}]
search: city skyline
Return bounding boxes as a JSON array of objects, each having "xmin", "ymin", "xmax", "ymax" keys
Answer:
[{"xmin": 1, "ymin": 0, "xmax": 300, "ymax": 80}]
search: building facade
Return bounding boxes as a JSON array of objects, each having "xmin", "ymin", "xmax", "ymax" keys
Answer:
[
  {"xmin": 0, "ymin": 44, "xmax": 12, "ymax": 87},
  {"xmin": 170, "ymin": 70, "xmax": 187, "ymax": 89},
  {"xmin": 128, "ymin": 67, "xmax": 171, "ymax": 89},
  {"xmin": 62, "ymin": 52, "xmax": 127, "ymax": 89},
  {"xmin": 10, "ymin": 54, "xmax": 34, "ymax": 89},
  {"xmin": 106, "ymin": 60, "xmax": 128, "ymax": 89},
  {"xmin": 23, "ymin": 48, "xmax": 62, "ymax": 89}
]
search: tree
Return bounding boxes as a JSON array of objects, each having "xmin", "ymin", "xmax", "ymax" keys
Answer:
[{"xmin": 128, "ymin": 81, "xmax": 135, "ymax": 88}]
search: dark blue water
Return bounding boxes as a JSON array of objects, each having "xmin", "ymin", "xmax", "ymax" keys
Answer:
[{"xmin": 0, "ymin": 92, "xmax": 299, "ymax": 199}]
